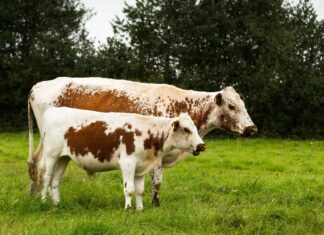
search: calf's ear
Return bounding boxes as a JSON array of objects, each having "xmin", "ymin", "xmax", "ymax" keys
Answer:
[
  {"xmin": 214, "ymin": 93, "xmax": 223, "ymax": 106},
  {"xmin": 172, "ymin": 120, "xmax": 180, "ymax": 131}
]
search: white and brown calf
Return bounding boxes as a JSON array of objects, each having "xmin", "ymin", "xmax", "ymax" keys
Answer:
[
  {"xmin": 39, "ymin": 107, "xmax": 204, "ymax": 211},
  {"xmin": 29, "ymin": 77, "xmax": 257, "ymax": 205}
]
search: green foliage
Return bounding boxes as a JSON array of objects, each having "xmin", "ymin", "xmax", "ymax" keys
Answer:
[
  {"xmin": 0, "ymin": 133, "xmax": 323, "ymax": 234},
  {"xmin": 0, "ymin": 0, "xmax": 92, "ymax": 128}
]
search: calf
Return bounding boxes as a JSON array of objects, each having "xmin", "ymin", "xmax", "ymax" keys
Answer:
[{"xmin": 39, "ymin": 107, "xmax": 204, "ymax": 211}]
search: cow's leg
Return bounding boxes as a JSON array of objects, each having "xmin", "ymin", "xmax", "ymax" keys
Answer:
[
  {"xmin": 50, "ymin": 157, "xmax": 70, "ymax": 205},
  {"xmin": 41, "ymin": 156, "xmax": 58, "ymax": 203},
  {"xmin": 134, "ymin": 175, "xmax": 145, "ymax": 211},
  {"xmin": 119, "ymin": 158, "xmax": 136, "ymax": 210},
  {"xmin": 150, "ymin": 159, "xmax": 163, "ymax": 207}
]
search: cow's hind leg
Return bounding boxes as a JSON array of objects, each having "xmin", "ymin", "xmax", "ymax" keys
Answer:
[
  {"xmin": 50, "ymin": 157, "xmax": 70, "ymax": 205},
  {"xmin": 150, "ymin": 160, "xmax": 163, "ymax": 207},
  {"xmin": 134, "ymin": 175, "xmax": 145, "ymax": 211}
]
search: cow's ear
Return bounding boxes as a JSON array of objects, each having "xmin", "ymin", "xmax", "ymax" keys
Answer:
[
  {"xmin": 214, "ymin": 93, "xmax": 223, "ymax": 106},
  {"xmin": 172, "ymin": 120, "xmax": 180, "ymax": 131}
]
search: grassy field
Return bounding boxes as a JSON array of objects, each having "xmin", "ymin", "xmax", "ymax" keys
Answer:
[{"xmin": 0, "ymin": 132, "xmax": 323, "ymax": 234}]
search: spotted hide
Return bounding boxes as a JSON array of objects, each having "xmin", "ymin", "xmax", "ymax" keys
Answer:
[{"xmin": 39, "ymin": 107, "xmax": 204, "ymax": 211}]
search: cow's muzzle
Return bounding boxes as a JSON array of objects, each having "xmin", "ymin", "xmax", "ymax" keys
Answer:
[
  {"xmin": 193, "ymin": 143, "xmax": 206, "ymax": 156},
  {"xmin": 242, "ymin": 125, "xmax": 257, "ymax": 137}
]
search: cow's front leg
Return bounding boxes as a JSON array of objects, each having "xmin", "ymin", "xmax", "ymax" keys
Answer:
[
  {"xmin": 150, "ymin": 159, "xmax": 163, "ymax": 207},
  {"xmin": 134, "ymin": 175, "xmax": 145, "ymax": 211},
  {"xmin": 120, "ymin": 158, "xmax": 136, "ymax": 210}
]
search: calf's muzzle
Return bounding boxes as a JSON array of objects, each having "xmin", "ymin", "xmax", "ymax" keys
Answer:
[{"xmin": 192, "ymin": 143, "xmax": 206, "ymax": 156}]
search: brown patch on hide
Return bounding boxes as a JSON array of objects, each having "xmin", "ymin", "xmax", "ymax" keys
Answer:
[
  {"xmin": 218, "ymin": 112, "xmax": 237, "ymax": 133},
  {"xmin": 143, "ymin": 130, "xmax": 165, "ymax": 156},
  {"xmin": 124, "ymin": 123, "xmax": 132, "ymax": 129},
  {"xmin": 135, "ymin": 129, "xmax": 142, "ymax": 136},
  {"xmin": 64, "ymin": 121, "xmax": 136, "ymax": 162},
  {"xmin": 54, "ymin": 84, "xmax": 160, "ymax": 116}
]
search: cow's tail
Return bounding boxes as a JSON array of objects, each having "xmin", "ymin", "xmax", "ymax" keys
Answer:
[{"xmin": 28, "ymin": 99, "xmax": 38, "ymax": 195}]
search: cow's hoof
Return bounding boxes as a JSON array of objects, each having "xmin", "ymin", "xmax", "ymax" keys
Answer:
[
  {"xmin": 151, "ymin": 198, "xmax": 160, "ymax": 207},
  {"xmin": 124, "ymin": 205, "xmax": 132, "ymax": 211}
]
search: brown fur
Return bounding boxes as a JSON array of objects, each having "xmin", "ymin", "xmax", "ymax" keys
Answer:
[
  {"xmin": 54, "ymin": 85, "xmax": 213, "ymax": 132},
  {"xmin": 64, "ymin": 121, "xmax": 136, "ymax": 162},
  {"xmin": 143, "ymin": 130, "xmax": 166, "ymax": 156},
  {"xmin": 55, "ymin": 85, "xmax": 153, "ymax": 115},
  {"xmin": 218, "ymin": 112, "xmax": 237, "ymax": 133}
]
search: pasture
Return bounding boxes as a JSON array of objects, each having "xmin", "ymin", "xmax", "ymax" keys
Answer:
[{"xmin": 0, "ymin": 132, "xmax": 323, "ymax": 234}]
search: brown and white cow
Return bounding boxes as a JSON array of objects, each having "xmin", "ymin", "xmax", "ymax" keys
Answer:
[
  {"xmin": 39, "ymin": 107, "xmax": 204, "ymax": 210},
  {"xmin": 28, "ymin": 77, "xmax": 257, "ymax": 205}
]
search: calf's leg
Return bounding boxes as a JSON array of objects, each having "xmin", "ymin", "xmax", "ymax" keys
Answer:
[
  {"xmin": 150, "ymin": 160, "xmax": 163, "ymax": 207},
  {"xmin": 41, "ymin": 155, "xmax": 58, "ymax": 203},
  {"xmin": 134, "ymin": 175, "xmax": 145, "ymax": 211},
  {"xmin": 119, "ymin": 158, "xmax": 136, "ymax": 210},
  {"xmin": 50, "ymin": 157, "xmax": 70, "ymax": 205}
]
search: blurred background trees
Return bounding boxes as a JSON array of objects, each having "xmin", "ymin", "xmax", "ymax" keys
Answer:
[{"xmin": 0, "ymin": 0, "xmax": 323, "ymax": 137}]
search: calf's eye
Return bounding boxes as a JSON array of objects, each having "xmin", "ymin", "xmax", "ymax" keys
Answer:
[{"xmin": 183, "ymin": 127, "xmax": 191, "ymax": 134}]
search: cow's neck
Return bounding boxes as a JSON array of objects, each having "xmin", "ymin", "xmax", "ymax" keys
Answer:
[{"xmin": 179, "ymin": 92, "xmax": 216, "ymax": 137}]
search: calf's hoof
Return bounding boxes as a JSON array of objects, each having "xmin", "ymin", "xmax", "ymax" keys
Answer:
[
  {"xmin": 136, "ymin": 207, "xmax": 144, "ymax": 212},
  {"xmin": 124, "ymin": 205, "xmax": 132, "ymax": 211}
]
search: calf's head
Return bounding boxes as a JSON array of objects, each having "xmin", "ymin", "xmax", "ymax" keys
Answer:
[
  {"xmin": 210, "ymin": 86, "xmax": 257, "ymax": 136},
  {"xmin": 167, "ymin": 113, "xmax": 205, "ymax": 156}
]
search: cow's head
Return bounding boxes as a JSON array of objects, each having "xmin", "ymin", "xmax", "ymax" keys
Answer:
[
  {"xmin": 210, "ymin": 86, "xmax": 257, "ymax": 136},
  {"xmin": 168, "ymin": 113, "xmax": 205, "ymax": 156}
]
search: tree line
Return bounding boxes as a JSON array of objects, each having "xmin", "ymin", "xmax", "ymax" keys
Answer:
[{"xmin": 0, "ymin": 0, "xmax": 323, "ymax": 137}]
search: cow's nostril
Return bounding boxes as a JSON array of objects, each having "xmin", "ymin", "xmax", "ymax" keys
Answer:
[
  {"xmin": 242, "ymin": 126, "xmax": 257, "ymax": 137},
  {"xmin": 196, "ymin": 143, "xmax": 206, "ymax": 152}
]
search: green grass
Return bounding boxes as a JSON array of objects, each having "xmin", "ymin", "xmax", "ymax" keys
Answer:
[{"xmin": 0, "ymin": 132, "xmax": 323, "ymax": 234}]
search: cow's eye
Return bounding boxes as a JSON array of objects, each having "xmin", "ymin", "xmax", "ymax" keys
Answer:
[
  {"xmin": 228, "ymin": 104, "xmax": 236, "ymax": 111},
  {"xmin": 183, "ymin": 127, "xmax": 191, "ymax": 134}
]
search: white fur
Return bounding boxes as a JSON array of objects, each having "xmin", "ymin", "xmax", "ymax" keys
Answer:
[{"xmin": 40, "ymin": 107, "xmax": 203, "ymax": 210}]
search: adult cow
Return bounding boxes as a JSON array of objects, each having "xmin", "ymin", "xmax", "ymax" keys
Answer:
[
  {"xmin": 28, "ymin": 77, "xmax": 257, "ymax": 205},
  {"xmin": 40, "ymin": 108, "xmax": 204, "ymax": 211}
]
